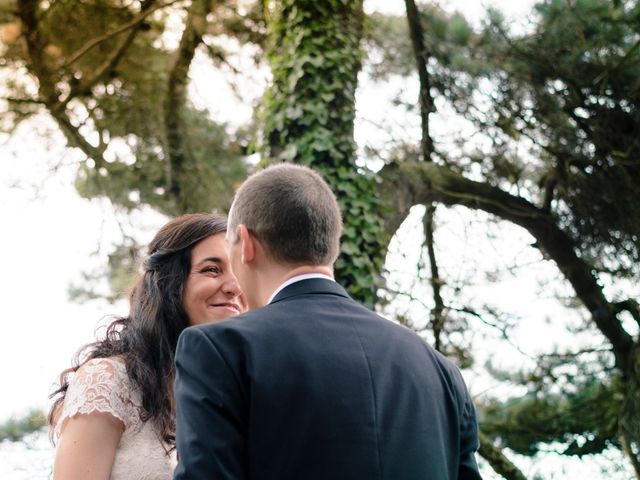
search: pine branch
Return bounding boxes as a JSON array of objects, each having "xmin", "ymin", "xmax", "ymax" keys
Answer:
[
  {"xmin": 379, "ymin": 161, "xmax": 635, "ymax": 371},
  {"xmin": 405, "ymin": 0, "xmax": 446, "ymax": 350},
  {"xmin": 17, "ymin": 0, "xmax": 59, "ymax": 104},
  {"xmin": 51, "ymin": 109, "xmax": 107, "ymax": 164},
  {"xmin": 478, "ymin": 432, "xmax": 528, "ymax": 480},
  {"xmin": 61, "ymin": 0, "xmax": 180, "ymax": 68},
  {"xmin": 453, "ymin": 305, "xmax": 533, "ymax": 360},
  {"xmin": 58, "ymin": 0, "xmax": 162, "ymax": 111}
]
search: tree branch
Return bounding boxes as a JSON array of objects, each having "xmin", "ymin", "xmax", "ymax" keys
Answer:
[
  {"xmin": 17, "ymin": 0, "xmax": 60, "ymax": 104},
  {"xmin": 1, "ymin": 96, "xmax": 46, "ymax": 105},
  {"xmin": 56, "ymin": 0, "xmax": 161, "ymax": 112},
  {"xmin": 61, "ymin": 0, "xmax": 178, "ymax": 68},
  {"xmin": 453, "ymin": 305, "xmax": 533, "ymax": 360},
  {"xmin": 17, "ymin": 0, "xmax": 107, "ymax": 165},
  {"xmin": 478, "ymin": 432, "xmax": 528, "ymax": 480},
  {"xmin": 405, "ymin": 0, "xmax": 447, "ymax": 351},
  {"xmin": 379, "ymin": 161, "xmax": 635, "ymax": 371},
  {"xmin": 404, "ymin": 0, "xmax": 435, "ymax": 158},
  {"xmin": 51, "ymin": 109, "xmax": 107, "ymax": 164},
  {"xmin": 162, "ymin": 0, "xmax": 214, "ymax": 212},
  {"xmin": 422, "ymin": 206, "xmax": 446, "ymax": 351},
  {"xmin": 202, "ymin": 40, "xmax": 241, "ymax": 74}
]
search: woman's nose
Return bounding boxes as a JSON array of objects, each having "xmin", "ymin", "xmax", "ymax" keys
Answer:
[{"xmin": 222, "ymin": 274, "xmax": 241, "ymax": 296}]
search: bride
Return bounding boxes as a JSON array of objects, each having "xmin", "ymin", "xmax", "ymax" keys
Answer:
[{"xmin": 49, "ymin": 213, "xmax": 246, "ymax": 479}]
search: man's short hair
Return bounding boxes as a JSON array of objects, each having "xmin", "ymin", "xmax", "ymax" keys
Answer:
[{"xmin": 228, "ymin": 163, "xmax": 343, "ymax": 266}]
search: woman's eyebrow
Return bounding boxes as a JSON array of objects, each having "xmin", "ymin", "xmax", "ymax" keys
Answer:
[{"xmin": 196, "ymin": 256, "xmax": 224, "ymax": 265}]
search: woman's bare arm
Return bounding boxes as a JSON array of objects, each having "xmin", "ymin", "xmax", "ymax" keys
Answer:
[{"xmin": 53, "ymin": 412, "xmax": 124, "ymax": 480}]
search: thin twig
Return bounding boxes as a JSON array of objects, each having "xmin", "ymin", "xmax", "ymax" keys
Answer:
[{"xmin": 61, "ymin": 0, "xmax": 184, "ymax": 68}]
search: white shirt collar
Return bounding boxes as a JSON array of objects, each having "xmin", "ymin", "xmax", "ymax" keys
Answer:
[{"xmin": 267, "ymin": 273, "xmax": 335, "ymax": 304}]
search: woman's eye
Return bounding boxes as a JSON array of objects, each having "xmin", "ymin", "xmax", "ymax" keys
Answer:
[{"xmin": 202, "ymin": 266, "xmax": 221, "ymax": 275}]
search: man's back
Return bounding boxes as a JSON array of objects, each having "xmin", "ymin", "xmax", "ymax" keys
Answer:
[{"xmin": 174, "ymin": 278, "xmax": 481, "ymax": 480}]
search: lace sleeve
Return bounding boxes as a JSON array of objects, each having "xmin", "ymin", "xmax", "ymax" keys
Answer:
[{"xmin": 54, "ymin": 357, "xmax": 141, "ymax": 438}]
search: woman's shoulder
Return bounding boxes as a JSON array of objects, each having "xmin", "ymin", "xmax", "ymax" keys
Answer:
[
  {"xmin": 54, "ymin": 355, "xmax": 142, "ymax": 437},
  {"xmin": 71, "ymin": 356, "xmax": 130, "ymax": 393},
  {"xmin": 78, "ymin": 355, "xmax": 127, "ymax": 376}
]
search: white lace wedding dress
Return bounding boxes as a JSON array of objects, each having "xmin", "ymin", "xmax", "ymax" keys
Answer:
[{"xmin": 54, "ymin": 357, "xmax": 177, "ymax": 479}]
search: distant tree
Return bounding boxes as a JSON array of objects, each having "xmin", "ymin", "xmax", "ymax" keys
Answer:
[{"xmin": 0, "ymin": 409, "xmax": 46, "ymax": 442}]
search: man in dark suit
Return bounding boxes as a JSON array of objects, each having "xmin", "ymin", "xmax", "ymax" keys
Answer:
[{"xmin": 173, "ymin": 164, "xmax": 482, "ymax": 480}]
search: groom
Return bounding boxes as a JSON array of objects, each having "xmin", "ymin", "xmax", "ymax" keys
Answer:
[{"xmin": 173, "ymin": 164, "xmax": 482, "ymax": 479}]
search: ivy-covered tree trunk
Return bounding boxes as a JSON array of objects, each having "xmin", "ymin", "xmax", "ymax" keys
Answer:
[{"xmin": 261, "ymin": 0, "xmax": 387, "ymax": 307}]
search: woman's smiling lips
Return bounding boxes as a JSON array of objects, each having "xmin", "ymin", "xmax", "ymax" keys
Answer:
[{"xmin": 209, "ymin": 302, "xmax": 241, "ymax": 314}]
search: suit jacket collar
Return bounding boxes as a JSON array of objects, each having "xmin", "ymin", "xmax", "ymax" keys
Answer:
[{"xmin": 270, "ymin": 277, "xmax": 351, "ymax": 304}]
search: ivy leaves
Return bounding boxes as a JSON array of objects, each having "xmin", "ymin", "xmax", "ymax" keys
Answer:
[{"xmin": 261, "ymin": 0, "xmax": 386, "ymax": 307}]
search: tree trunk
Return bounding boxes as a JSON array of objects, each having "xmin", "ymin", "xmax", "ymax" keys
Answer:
[{"xmin": 261, "ymin": 0, "xmax": 387, "ymax": 307}]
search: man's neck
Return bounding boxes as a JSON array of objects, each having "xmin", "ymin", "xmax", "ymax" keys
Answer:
[{"xmin": 252, "ymin": 264, "xmax": 333, "ymax": 309}]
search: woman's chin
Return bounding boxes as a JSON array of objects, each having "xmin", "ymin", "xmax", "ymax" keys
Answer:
[{"xmin": 202, "ymin": 307, "xmax": 240, "ymax": 324}]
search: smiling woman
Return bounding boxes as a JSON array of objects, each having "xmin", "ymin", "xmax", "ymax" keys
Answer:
[
  {"xmin": 48, "ymin": 213, "xmax": 246, "ymax": 480},
  {"xmin": 183, "ymin": 233, "xmax": 246, "ymax": 325}
]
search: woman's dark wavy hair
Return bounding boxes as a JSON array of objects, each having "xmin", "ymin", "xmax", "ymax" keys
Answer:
[{"xmin": 49, "ymin": 212, "xmax": 228, "ymax": 449}]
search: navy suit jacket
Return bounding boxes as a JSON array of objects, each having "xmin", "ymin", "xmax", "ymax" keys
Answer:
[{"xmin": 174, "ymin": 278, "xmax": 482, "ymax": 479}]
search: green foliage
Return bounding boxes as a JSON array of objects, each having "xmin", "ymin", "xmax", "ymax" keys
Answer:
[
  {"xmin": 447, "ymin": 13, "xmax": 472, "ymax": 45},
  {"xmin": 480, "ymin": 378, "xmax": 624, "ymax": 457},
  {"xmin": 0, "ymin": 409, "xmax": 47, "ymax": 442},
  {"xmin": 365, "ymin": 6, "xmax": 482, "ymax": 81},
  {"xmin": 474, "ymin": 0, "xmax": 640, "ymax": 276},
  {"xmin": 367, "ymin": 1, "xmax": 640, "ymax": 277},
  {"xmin": 262, "ymin": 0, "xmax": 363, "ymax": 163},
  {"xmin": 74, "ymin": 105, "xmax": 248, "ymax": 215},
  {"xmin": 1, "ymin": 1, "xmax": 252, "ymax": 216},
  {"xmin": 261, "ymin": 0, "xmax": 387, "ymax": 307},
  {"xmin": 479, "ymin": 345, "xmax": 636, "ymax": 467},
  {"xmin": 364, "ymin": 12, "xmax": 414, "ymax": 80},
  {"xmin": 331, "ymin": 167, "xmax": 386, "ymax": 306}
]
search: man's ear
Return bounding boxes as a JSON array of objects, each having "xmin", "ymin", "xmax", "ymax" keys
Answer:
[{"xmin": 238, "ymin": 224, "xmax": 255, "ymax": 264}]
